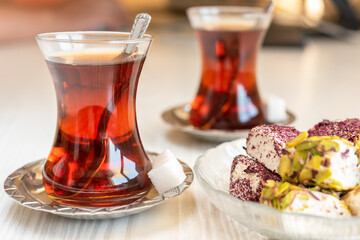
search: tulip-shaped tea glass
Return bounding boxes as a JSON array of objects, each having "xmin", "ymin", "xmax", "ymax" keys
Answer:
[
  {"xmin": 37, "ymin": 32, "xmax": 152, "ymax": 207},
  {"xmin": 187, "ymin": 2, "xmax": 273, "ymax": 130}
]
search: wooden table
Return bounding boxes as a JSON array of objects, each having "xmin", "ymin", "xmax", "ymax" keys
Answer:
[{"xmin": 0, "ymin": 28, "xmax": 359, "ymax": 239}]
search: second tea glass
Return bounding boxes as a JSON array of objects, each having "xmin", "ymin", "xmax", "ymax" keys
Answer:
[{"xmin": 187, "ymin": 2, "xmax": 273, "ymax": 130}]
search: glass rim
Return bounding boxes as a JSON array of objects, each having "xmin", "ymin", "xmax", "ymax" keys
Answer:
[
  {"xmin": 36, "ymin": 31, "xmax": 153, "ymax": 44},
  {"xmin": 187, "ymin": 4, "xmax": 273, "ymax": 16}
]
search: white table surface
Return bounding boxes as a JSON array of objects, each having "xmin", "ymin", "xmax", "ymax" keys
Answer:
[{"xmin": 0, "ymin": 27, "xmax": 359, "ymax": 240}]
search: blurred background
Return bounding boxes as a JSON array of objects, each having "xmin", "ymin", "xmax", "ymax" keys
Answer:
[
  {"xmin": 1, "ymin": 0, "xmax": 359, "ymax": 44},
  {"xmin": 125, "ymin": 0, "xmax": 360, "ymax": 46}
]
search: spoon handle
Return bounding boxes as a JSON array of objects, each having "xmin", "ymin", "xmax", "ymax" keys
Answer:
[{"xmin": 125, "ymin": 13, "xmax": 151, "ymax": 54}]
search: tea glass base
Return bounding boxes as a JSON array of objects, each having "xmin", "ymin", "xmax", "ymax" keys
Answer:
[
  {"xmin": 161, "ymin": 103, "xmax": 296, "ymax": 142},
  {"xmin": 4, "ymin": 152, "xmax": 194, "ymax": 219},
  {"xmin": 46, "ymin": 188, "xmax": 151, "ymax": 207}
]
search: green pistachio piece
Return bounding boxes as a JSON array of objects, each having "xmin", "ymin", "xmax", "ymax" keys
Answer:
[
  {"xmin": 280, "ymin": 191, "xmax": 294, "ymax": 209},
  {"xmin": 307, "ymin": 136, "xmax": 331, "ymax": 141},
  {"xmin": 296, "ymin": 141, "xmax": 319, "ymax": 151},
  {"xmin": 291, "ymin": 151, "xmax": 306, "ymax": 178},
  {"xmin": 278, "ymin": 182, "xmax": 291, "ymax": 195},
  {"xmin": 291, "ymin": 158, "xmax": 303, "ymax": 173},
  {"xmin": 278, "ymin": 155, "xmax": 292, "ymax": 178},
  {"xmin": 315, "ymin": 169, "xmax": 332, "ymax": 184},
  {"xmin": 299, "ymin": 169, "xmax": 313, "ymax": 183},
  {"xmin": 294, "ymin": 150, "xmax": 307, "ymax": 162},
  {"xmin": 265, "ymin": 180, "xmax": 276, "ymax": 188},
  {"xmin": 261, "ymin": 188, "xmax": 275, "ymax": 200},
  {"xmin": 354, "ymin": 136, "xmax": 360, "ymax": 154},
  {"xmin": 305, "ymin": 155, "xmax": 322, "ymax": 170},
  {"xmin": 298, "ymin": 194, "xmax": 310, "ymax": 201},
  {"xmin": 272, "ymin": 198, "xmax": 278, "ymax": 208},
  {"xmin": 261, "ymin": 188, "xmax": 266, "ymax": 196},
  {"xmin": 289, "ymin": 185, "xmax": 302, "ymax": 191},
  {"xmin": 320, "ymin": 140, "xmax": 340, "ymax": 152},
  {"xmin": 310, "ymin": 186, "xmax": 321, "ymax": 191},
  {"xmin": 287, "ymin": 132, "xmax": 309, "ymax": 148},
  {"xmin": 327, "ymin": 179, "xmax": 344, "ymax": 191},
  {"xmin": 309, "ymin": 148, "xmax": 323, "ymax": 156}
]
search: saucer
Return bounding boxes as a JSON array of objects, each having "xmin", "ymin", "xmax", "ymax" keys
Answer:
[
  {"xmin": 161, "ymin": 103, "xmax": 296, "ymax": 142},
  {"xmin": 4, "ymin": 152, "xmax": 194, "ymax": 220}
]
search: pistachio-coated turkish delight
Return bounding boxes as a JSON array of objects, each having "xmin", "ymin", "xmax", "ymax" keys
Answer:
[
  {"xmin": 278, "ymin": 133, "xmax": 360, "ymax": 191},
  {"xmin": 260, "ymin": 181, "xmax": 350, "ymax": 217}
]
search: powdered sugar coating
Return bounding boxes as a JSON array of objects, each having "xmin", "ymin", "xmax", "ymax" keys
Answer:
[
  {"xmin": 308, "ymin": 119, "xmax": 360, "ymax": 143},
  {"xmin": 246, "ymin": 125, "xmax": 300, "ymax": 172},
  {"xmin": 229, "ymin": 155, "xmax": 281, "ymax": 202}
]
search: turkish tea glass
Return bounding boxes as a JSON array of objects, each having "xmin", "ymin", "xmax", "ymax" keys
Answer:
[
  {"xmin": 36, "ymin": 32, "xmax": 152, "ymax": 207},
  {"xmin": 187, "ymin": 2, "xmax": 273, "ymax": 130}
]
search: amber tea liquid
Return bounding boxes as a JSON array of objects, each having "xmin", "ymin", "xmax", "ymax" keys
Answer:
[
  {"xmin": 189, "ymin": 23, "xmax": 266, "ymax": 130},
  {"xmin": 43, "ymin": 51, "xmax": 152, "ymax": 206}
]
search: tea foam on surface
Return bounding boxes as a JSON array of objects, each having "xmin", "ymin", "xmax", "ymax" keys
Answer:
[
  {"xmin": 198, "ymin": 19, "xmax": 259, "ymax": 31},
  {"xmin": 47, "ymin": 48, "xmax": 142, "ymax": 65}
]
